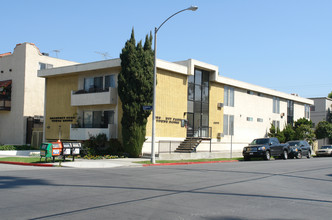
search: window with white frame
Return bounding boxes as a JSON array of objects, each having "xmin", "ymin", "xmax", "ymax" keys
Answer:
[
  {"xmin": 257, "ymin": 118, "xmax": 263, "ymax": 122},
  {"xmin": 223, "ymin": 114, "xmax": 234, "ymax": 135},
  {"xmin": 247, "ymin": 117, "xmax": 253, "ymax": 122},
  {"xmin": 83, "ymin": 110, "xmax": 114, "ymax": 128},
  {"xmin": 273, "ymin": 97, "xmax": 280, "ymax": 114},
  {"xmin": 272, "ymin": 120, "xmax": 280, "ymax": 130},
  {"xmin": 84, "ymin": 75, "xmax": 116, "ymax": 92},
  {"xmin": 224, "ymin": 86, "xmax": 234, "ymax": 107},
  {"xmin": 39, "ymin": 62, "xmax": 53, "ymax": 70},
  {"xmin": 304, "ymin": 104, "xmax": 310, "ymax": 118}
]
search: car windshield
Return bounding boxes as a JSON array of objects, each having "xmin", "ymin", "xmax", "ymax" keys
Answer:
[
  {"xmin": 321, "ymin": 146, "xmax": 332, "ymax": 149},
  {"xmin": 287, "ymin": 142, "xmax": 300, "ymax": 147},
  {"xmin": 250, "ymin": 138, "xmax": 269, "ymax": 145}
]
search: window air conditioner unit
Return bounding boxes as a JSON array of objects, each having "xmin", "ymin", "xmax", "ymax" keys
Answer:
[
  {"xmin": 217, "ymin": 103, "xmax": 224, "ymax": 108},
  {"xmin": 217, "ymin": 133, "xmax": 224, "ymax": 138}
]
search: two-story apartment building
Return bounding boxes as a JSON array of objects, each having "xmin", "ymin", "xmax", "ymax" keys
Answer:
[
  {"xmin": 220, "ymin": 77, "xmax": 313, "ymax": 154},
  {"xmin": 38, "ymin": 58, "xmax": 313, "ymax": 157},
  {"xmin": 310, "ymin": 97, "xmax": 332, "ymax": 147},
  {"xmin": 0, "ymin": 43, "xmax": 78, "ymax": 146}
]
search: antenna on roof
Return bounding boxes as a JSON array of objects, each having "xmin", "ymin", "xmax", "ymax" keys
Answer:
[
  {"xmin": 52, "ymin": 49, "xmax": 62, "ymax": 58},
  {"xmin": 95, "ymin": 51, "xmax": 111, "ymax": 60}
]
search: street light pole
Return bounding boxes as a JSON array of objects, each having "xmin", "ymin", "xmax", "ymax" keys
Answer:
[{"xmin": 151, "ymin": 6, "xmax": 198, "ymax": 164}]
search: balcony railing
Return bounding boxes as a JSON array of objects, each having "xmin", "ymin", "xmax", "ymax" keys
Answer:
[
  {"xmin": 70, "ymin": 124, "xmax": 117, "ymax": 140},
  {"xmin": 0, "ymin": 99, "xmax": 11, "ymax": 111},
  {"xmin": 71, "ymin": 87, "xmax": 117, "ymax": 106}
]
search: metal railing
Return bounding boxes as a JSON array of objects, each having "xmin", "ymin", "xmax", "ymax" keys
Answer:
[
  {"xmin": 158, "ymin": 140, "xmax": 182, "ymax": 154},
  {"xmin": 187, "ymin": 126, "xmax": 212, "ymax": 139}
]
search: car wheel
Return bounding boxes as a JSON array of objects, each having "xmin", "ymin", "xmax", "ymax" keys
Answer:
[
  {"xmin": 297, "ymin": 151, "xmax": 302, "ymax": 159},
  {"xmin": 307, "ymin": 151, "xmax": 311, "ymax": 159},
  {"xmin": 244, "ymin": 156, "xmax": 251, "ymax": 161},
  {"xmin": 265, "ymin": 151, "xmax": 271, "ymax": 160},
  {"xmin": 283, "ymin": 150, "xmax": 288, "ymax": 160}
]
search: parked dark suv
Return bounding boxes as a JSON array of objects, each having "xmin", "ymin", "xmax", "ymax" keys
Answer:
[{"xmin": 286, "ymin": 140, "xmax": 312, "ymax": 159}]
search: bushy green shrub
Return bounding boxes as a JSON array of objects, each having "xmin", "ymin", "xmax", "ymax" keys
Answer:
[
  {"xmin": 82, "ymin": 134, "xmax": 124, "ymax": 156},
  {"xmin": 0, "ymin": 145, "xmax": 34, "ymax": 151}
]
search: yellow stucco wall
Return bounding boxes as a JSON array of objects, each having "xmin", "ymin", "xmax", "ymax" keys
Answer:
[
  {"xmin": 146, "ymin": 69, "xmax": 188, "ymax": 138},
  {"xmin": 45, "ymin": 75, "xmax": 78, "ymax": 140},
  {"xmin": 209, "ymin": 82, "xmax": 224, "ymax": 138}
]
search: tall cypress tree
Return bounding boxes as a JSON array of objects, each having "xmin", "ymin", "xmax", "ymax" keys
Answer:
[{"xmin": 118, "ymin": 29, "xmax": 154, "ymax": 157}]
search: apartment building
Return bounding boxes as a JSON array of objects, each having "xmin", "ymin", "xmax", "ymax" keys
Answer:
[
  {"xmin": 310, "ymin": 97, "xmax": 332, "ymax": 147},
  {"xmin": 38, "ymin": 57, "xmax": 313, "ymax": 157},
  {"xmin": 0, "ymin": 43, "xmax": 78, "ymax": 146}
]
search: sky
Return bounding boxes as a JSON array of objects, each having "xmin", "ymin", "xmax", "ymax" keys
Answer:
[{"xmin": 1, "ymin": 0, "xmax": 331, "ymax": 98}]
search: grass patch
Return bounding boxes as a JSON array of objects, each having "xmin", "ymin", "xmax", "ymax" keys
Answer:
[
  {"xmin": 0, "ymin": 157, "xmax": 71, "ymax": 163},
  {"xmin": 136, "ymin": 157, "xmax": 242, "ymax": 164}
]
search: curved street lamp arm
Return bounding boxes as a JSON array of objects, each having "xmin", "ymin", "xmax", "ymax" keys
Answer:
[{"xmin": 156, "ymin": 6, "xmax": 198, "ymax": 33}]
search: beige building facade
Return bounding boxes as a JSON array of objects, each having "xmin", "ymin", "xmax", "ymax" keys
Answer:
[
  {"xmin": 38, "ymin": 57, "xmax": 313, "ymax": 157},
  {"xmin": 0, "ymin": 43, "xmax": 78, "ymax": 146}
]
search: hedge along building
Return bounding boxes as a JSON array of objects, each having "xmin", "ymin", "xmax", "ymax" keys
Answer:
[{"xmin": 38, "ymin": 58, "xmax": 313, "ymax": 158}]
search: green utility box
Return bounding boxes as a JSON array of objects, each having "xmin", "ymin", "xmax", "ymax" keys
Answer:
[{"xmin": 40, "ymin": 143, "xmax": 53, "ymax": 160}]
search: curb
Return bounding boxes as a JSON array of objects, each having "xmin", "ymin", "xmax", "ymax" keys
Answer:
[
  {"xmin": 143, "ymin": 160, "xmax": 239, "ymax": 167},
  {"xmin": 0, "ymin": 161, "xmax": 54, "ymax": 167}
]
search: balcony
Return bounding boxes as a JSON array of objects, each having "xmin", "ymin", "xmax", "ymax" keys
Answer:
[
  {"xmin": 71, "ymin": 87, "xmax": 117, "ymax": 106},
  {"xmin": 0, "ymin": 99, "xmax": 11, "ymax": 111},
  {"xmin": 70, "ymin": 124, "xmax": 117, "ymax": 141}
]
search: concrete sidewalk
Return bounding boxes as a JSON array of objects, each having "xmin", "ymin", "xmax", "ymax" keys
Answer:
[
  {"xmin": 0, "ymin": 155, "xmax": 239, "ymax": 168},
  {"xmin": 0, "ymin": 156, "xmax": 149, "ymax": 168},
  {"xmin": 60, "ymin": 158, "xmax": 149, "ymax": 168}
]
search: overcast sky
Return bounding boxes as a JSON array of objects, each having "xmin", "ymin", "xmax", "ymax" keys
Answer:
[{"xmin": 2, "ymin": 0, "xmax": 331, "ymax": 98}]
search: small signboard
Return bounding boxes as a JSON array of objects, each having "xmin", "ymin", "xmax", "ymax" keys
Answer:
[{"xmin": 143, "ymin": 106, "xmax": 153, "ymax": 111}]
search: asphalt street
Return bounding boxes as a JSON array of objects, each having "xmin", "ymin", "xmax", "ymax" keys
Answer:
[{"xmin": 1, "ymin": 157, "xmax": 332, "ymax": 220}]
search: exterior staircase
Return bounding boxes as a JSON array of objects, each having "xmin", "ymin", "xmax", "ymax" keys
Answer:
[{"xmin": 175, "ymin": 137, "xmax": 203, "ymax": 153}]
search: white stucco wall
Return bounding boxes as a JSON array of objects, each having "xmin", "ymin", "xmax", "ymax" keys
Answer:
[
  {"xmin": 220, "ymin": 77, "xmax": 313, "ymax": 153},
  {"xmin": 0, "ymin": 43, "xmax": 78, "ymax": 145}
]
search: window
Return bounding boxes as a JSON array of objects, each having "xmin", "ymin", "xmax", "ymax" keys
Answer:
[
  {"xmin": 247, "ymin": 117, "xmax": 253, "ymax": 122},
  {"xmin": 84, "ymin": 75, "xmax": 115, "ymax": 92},
  {"xmin": 257, "ymin": 118, "xmax": 263, "ymax": 122},
  {"xmin": 224, "ymin": 86, "xmax": 234, "ymax": 107},
  {"xmin": 223, "ymin": 114, "xmax": 234, "ymax": 135},
  {"xmin": 247, "ymin": 90, "xmax": 254, "ymax": 95},
  {"xmin": 39, "ymin": 62, "xmax": 53, "ymax": 70},
  {"xmin": 304, "ymin": 104, "xmax": 310, "ymax": 118},
  {"xmin": 257, "ymin": 92, "xmax": 263, "ymax": 97},
  {"xmin": 272, "ymin": 120, "xmax": 280, "ymax": 130},
  {"xmin": 105, "ymin": 75, "xmax": 115, "ymax": 88},
  {"xmin": 287, "ymin": 100, "xmax": 294, "ymax": 125},
  {"xmin": 310, "ymin": 105, "xmax": 315, "ymax": 111},
  {"xmin": 273, "ymin": 97, "xmax": 280, "ymax": 114},
  {"xmin": 83, "ymin": 110, "xmax": 114, "ymax": 128}
]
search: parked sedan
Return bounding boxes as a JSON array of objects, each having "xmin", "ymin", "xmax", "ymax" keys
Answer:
[
  {"xmin": 286, "ymin": 140, "xmax": 312, "ymax": 159},
  {"xmin": 316, "ymin": 145, "xmax": 332, "ymax": 157}
]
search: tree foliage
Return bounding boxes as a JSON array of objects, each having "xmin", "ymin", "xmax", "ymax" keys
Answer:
[
  {"xmin": 328, "ymin": 91, "xmax": 332, "ymax": 99},
  {"xmin": 118, "ymin": 29, "xmax": 154, "ymax": 157},
  {"xmin": 268, "ymin": 118, "xmax": 315, "ymax": 144},
  {"xmin": 315, "ymin": 121, "xmax": 332, "ymax": 140}
]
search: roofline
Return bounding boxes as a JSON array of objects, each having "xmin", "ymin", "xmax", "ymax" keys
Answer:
[
  {"xmin": 218, "ymin": 76, "xmax": 314, "ymax": 105},
  {"xmin": 38, "ymin": 58, "xmax": 188, "ymax": 78},
  {"xmin": 309, "ymin": 97, "xmax": 332, "ymax": 101}
]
